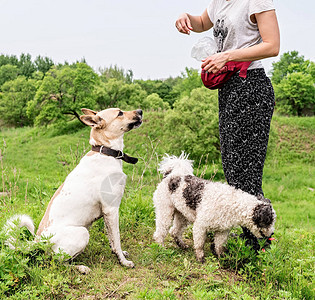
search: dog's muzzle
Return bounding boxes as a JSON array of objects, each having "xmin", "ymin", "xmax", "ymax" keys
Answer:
[{"xmin": 127, "ymin": 109, "xmax": 143, "ymax": 130}]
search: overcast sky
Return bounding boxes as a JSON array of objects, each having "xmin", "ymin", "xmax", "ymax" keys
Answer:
[{"xmin": 0, "ymin": 0, "xmax": 314, "ymax": 79}]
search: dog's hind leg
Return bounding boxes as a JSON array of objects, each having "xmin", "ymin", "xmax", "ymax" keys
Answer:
[
  {"xmin": 43, "ymin": 226, "xmax": 91, "ymax": 274},
  {"xmin": 50, "ymin": 226, "xmax": 90, "ymax": 258},
  {"xmin": 103, "ymin": 209, "xmax": 134, "ymax": 268},
  {"xmin": 169, "ymin": 211, "xmax": 189, "ymax": 249},
  {"xmin": 153, "ymin": 203, "xmax": 175, "ymax": 246},
  {"xmin": 213, "ymin": 230, "xmax": 229, "ymax": 257},
  {"xmin": 193, "ymin": 221, "xmax": 207, "ymax": 263}
]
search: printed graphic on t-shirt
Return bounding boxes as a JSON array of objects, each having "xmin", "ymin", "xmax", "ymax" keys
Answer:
[
  {"xmin": 213, "ymin": 17, "xmax": 235, "ymax": 53},
  {"xmin": 213, "ymin": 19, "xmax": 228, "ymax": 52}
]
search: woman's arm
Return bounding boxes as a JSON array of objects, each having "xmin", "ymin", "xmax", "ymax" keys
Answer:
[
  {"xmin": 175, "ymin": 9, "xmax": 213, "ymax": 35},
  {"xmin": 201, "ymin": 10, "xmax": 280, "ymax": 73}
]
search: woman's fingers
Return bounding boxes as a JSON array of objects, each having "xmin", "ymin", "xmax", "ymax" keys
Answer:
[
  {"xmin": 176, "ymin": 21, "xmax": 190, "ymax": 34},
  {"xmin": 201, "ymin": 53, "xmax": 228, "ymax": 73},
  {"xmin": 176, "ymin": 22, "xmax": 188, "ymax": 34},
  {"xmin": 201, "ymin": 57, "xmax": 214, "ymax": 71},
  {"xmin": 186, "ymin": 17, "xmax": 193, "ymax": 31},
  {"xmin": 202, "ymin": 61, "xmax": 221, "ymax": 74},
  {"xmin": 175, "ymin": 14, "xmax": 193, "ymax": 35}
]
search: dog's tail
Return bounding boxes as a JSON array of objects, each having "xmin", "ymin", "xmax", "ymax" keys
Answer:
[
  {"xmin": 158, "ymin": 152, "xmax": 194, "ymax": 176},
  {"xmin": 2, "ymin": 214, "xmax": 35, "ymax": 249}
]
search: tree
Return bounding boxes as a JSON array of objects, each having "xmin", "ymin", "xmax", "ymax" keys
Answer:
[
  {"xmin": 274, "ymin": 72, "xmax": 314, "ymax": 116},
  {"xmin": 0, "ymin": 54, "xmax": 19, "ymax": 68},
  {"xmin": 172, "ymin": 67, "xmax": 203, "ymax": 99},
  {"xmin": 118, "ymin": 82, "xmax": 147, "ymax": 108},
  {"xmin": 0, "ymin": 76, "xmax": 37, "ymax": 126},
  {"xmin": 271, "ymin": 51, "xmax": 305, "ymax": 84},
  {"xmin": 271, "ymin": 51, "xmax": 314, "ymax": 116},
  {"xmin": 0, "ymin": 53, "xmax": 54, "ymax": 79},
  {"xmin": 0, "ymin": 64, "xmax": 19, "ymax": 88},
  {"xmin": 287, "ymin": 60, "xmax": 315, "ymax": 78},
  {"xmin": 135, "ymin": 79, "xmax": 177, "ymax": 107},
  {"xmin": 94, "ymin": 79, "xmax": 124, "ymax": 108},
  {"xmin": 99, "ymin": 65, "xmax": 133, "ymax": 83},
  {"xmin": 95, "ymin": 78, "xmax": 146, "ymax": 110},
  {"xmin": 141, "ymin": 93, "xmax": 170, "ymax": 111},
  {"xmin": 27, "ymin": 63, "xmax": 98, "ymax": 126},
  {"xmin": 34, "ymin": 55, "xmax": 54, "ymax": 74},
  {"xmin": 165, "ymin": 87, "xmax": 220, "ymax": 161},
  {"xmin": 18, "ymin": 53, "xmax": 36, "ymax": 78}
]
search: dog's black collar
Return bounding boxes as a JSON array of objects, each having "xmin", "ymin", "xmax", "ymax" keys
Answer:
[{"xmin": 91, "ymin": 145, "xmax": 138, "ymax": 164}]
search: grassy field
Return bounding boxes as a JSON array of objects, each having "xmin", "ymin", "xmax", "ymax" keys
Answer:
[{"xmin": 0, "ymin": 112, "xmax": 314, "ymax": 299}]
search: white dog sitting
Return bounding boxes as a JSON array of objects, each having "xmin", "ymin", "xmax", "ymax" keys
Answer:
[
  {"xmin": 153, "ymin": 154, "xmax": 276, "ymax": 262},
  {"xmin": 4, "ymin": 107, "xmax": 143, "ymax": 272}
]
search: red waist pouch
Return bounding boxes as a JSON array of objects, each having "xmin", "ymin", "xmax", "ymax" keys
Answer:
[{"xmin": 201, "ymin": 61, "xmax": 252, "ymax": 90}]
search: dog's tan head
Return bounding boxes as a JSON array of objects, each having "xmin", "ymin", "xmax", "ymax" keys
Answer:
[{"xmin": 80, "ymin": 108, "xmax": 143, "ymax": 146}]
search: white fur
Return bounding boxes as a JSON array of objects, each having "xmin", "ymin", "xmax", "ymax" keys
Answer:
[
  {"xmin": 158, "ymin": 152, "xmax": 193, "ymax": 175},
  {"xmin": 3, "ymin": 108, "xmax": 143, "ymax": 269},
  {"xmin": 2, "ymin": 214, "xmax": 35, "ymax": 249},
  {"xmin": 153, "ymin": 154, "xmax": 276, "ymax": 261}
]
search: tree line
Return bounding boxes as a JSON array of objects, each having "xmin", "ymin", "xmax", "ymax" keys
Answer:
[
  {"xmin": 0, "ymin": 51, "xmax": 313, "ymax": 128},
  {"xmin": 0, "ymin": 54, "xmax": 204, "ymax": 127}
]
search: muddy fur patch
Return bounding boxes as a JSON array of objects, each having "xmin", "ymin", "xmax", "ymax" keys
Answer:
[
  {"xmin": 183, "ymin": 175, "xmax": 206, "ymax": 210},
  {"xmin": 252, "ymin": 204, "xmax": 274, "ymax": 228},
  {"xmin": 168, "ymin": 176, "xmax": 181, "ymax": 193},
  {"xmin": 163, "ymin": 170, "xmax": 172, "ymax": 178}
]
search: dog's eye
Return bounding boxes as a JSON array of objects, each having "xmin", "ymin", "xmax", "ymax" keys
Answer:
[{"xmin": 117, "ymin": 111, "xmax": 123, "ymax": 117}]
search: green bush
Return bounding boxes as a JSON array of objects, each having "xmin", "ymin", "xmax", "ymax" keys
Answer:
[
  {"xmin": 95, "ymin": 78, "xmax": 147, "ymax": 109},
  {"xmin": 271, "ymin": 51, "xmax": 315, "ymax": 116},
  {"xmin": 274, "ymin": 72, "xmax": 315, "ymax": 116},
  {"xmin": 141, "ymin": 93, "xmax": 170, "ymax": 111},
  {"xmin": 164, "ymin": 87, "xmax": 220, "ymax": 162},
  {"xmin": 0, "ymin": 227, "xmax": 73, "ymax": 298},
  {"xmin": 0, "ymin": 76, "xmax": 37, "ymax": 127}
]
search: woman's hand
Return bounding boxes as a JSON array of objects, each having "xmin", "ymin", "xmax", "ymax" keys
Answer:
[
  {"xmin": 175, "ymin": 13, "xmax": 193, "ymax": 35},
  {"xmin": 201, "ymin": 52, "xmax": 230, "ymax": 73}
]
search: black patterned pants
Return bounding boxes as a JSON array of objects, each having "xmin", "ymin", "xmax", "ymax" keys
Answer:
[{"xmin": 218, "ymin": 68, "xmax": 275, "ymax": 197}]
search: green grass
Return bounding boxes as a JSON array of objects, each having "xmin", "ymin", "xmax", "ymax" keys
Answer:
[{"xmin": 0, "ymin": 112, "xmax": 314, "ymax": 299}]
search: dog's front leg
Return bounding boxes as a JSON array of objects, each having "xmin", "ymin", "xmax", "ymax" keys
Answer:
[
  {"xmin": 153, "ymin": 204, "xmax": 175, "ymax": 246},
  {"xmin": 193, "ymin": 221, "xmax": 207, "ymax": 263},
  {"xmin": 103, "ymin": 209, "xmax": 134, "ymax": 268},
  {"xmin": 213, "ymin": 230, "xmax": 229, "ymax": 257},
  {"xmin": 169, "ymin": 211, "xmax": 189, "ymax": 249}
]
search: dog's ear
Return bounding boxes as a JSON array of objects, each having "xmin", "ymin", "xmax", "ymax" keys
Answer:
[
  {"xmin": 80, "ymin": 115, "xmax": 105, "ymax": 129},
  {"xmin": 81, "ymin": 108, "xmax": 97, "ymax": 116},
  {"xmin": 257, "ymin": 194, "xmax": 271, "ymax": 204},
  {"xmin": 252, "ymin": 204, "xmax": 274, "ymax": 228}
]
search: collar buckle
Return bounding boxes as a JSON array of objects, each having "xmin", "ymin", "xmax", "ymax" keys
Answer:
[
  {"xmin": 116, "ymin": 150, "xmax": 124, "ymax": 159},
  {"xmin": 99, "ymin": 145, "xmax": 105, "ymax": 155},
  {"xmin": 92, "ymin": 145, "xmax": 137, "ymax": 164}
]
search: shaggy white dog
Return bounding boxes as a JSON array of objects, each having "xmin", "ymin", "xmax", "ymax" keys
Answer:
[{"xmin": 153, "ymin": 154, "xmax": 276, "ymax": 262}]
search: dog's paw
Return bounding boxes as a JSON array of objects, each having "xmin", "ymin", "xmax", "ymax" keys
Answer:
[
  {"xmin": 174, "ymin": 237, "xmax": 189, "ymax": 250},
  {"xmin": 153, "ymin": 233, "xmax": 165, "ymax": 246},
  {"xmin": 75, "ymin": 265, "xmax": 91, "ymax": 275},
  {"xmin": 195, "ymin": 250, "xmax": 205, "ymax": 263},
  {"xmin": 122, "ymin": 260, "xmax": 135, "ymax": 268},
  {"xmin": 196, "ymin": 256, "xmax": 205, "ymax": 264},
  {"xmin": 179, "ymin": 242, "xmax": 189, "ymax": 250}
]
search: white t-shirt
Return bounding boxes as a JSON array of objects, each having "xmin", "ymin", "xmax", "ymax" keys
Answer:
[{"xmin": 207, "ymin": 0, "xmax": 275, "ymax": 69}]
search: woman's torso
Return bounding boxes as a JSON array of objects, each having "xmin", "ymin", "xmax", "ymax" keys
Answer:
[{"xmin": 207, "ymin": 0, "xmax": 275, "ymax": 69}]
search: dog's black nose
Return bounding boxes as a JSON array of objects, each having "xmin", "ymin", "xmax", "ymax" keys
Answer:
[{"xmin": 136, "ymin": 109, "xmax": 143, "ymax": 116}]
